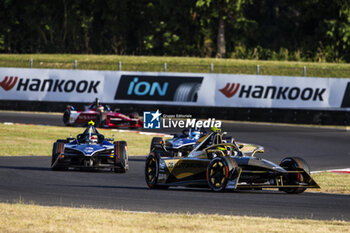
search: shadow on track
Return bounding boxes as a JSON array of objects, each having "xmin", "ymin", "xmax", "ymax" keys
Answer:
[
  {"xmin": 45, "ymin": 183, "xmax": 310, "ymax": 196},
  {"xmin": 0, "ymin": 165, "xmax": 50, "ymax": 171},
  {"xmin": 46, "ymin": 183, "xmax": 148, "ymax": 191}
]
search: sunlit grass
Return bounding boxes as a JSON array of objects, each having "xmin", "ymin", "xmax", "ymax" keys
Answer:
[
  {"xmin": 0, "ymin": 54, "xmax": 349, "ymax": 77},
  {"xmin": 0, "ymin": 202, "xmax": 348, "ymax": 233},
  {"xmin": 0, "ymin": 123, "xmax": 164, "ymax": 156},
  {"xmin": 309, "ymin": 172, "xmax": 350, "ymax": 194}
]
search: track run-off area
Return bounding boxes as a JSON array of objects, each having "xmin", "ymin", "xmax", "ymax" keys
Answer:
[{"xmin": 0, "ymin": 111, "xmax": 349, "ymax": 220}]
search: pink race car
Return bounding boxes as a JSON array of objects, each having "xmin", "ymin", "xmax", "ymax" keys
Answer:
[{"xmin": 63, "ymin": 98, "xmax": 143, "ymax": 128}]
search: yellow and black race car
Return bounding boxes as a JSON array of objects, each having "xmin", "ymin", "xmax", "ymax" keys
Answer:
[{"xmin": 145, "ymin": 128, "xmax": 319, "ymax": 193}]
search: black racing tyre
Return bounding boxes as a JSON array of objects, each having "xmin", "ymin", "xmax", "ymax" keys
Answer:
[
  {"xmin": 96, "ymin": 113, "xmax": 105, "ymax": 128},
  {"xmin": 279, "ymin": 157, "xmax": 310, "ymax": 194},
  {"xmin": 63, "ymin": 109, "xmax": 71, "ymax": 126},
  {"xmin": 51, "ymin": 140, "xmax": 67, "ymax": 171},
  {"xmin": 206, "ymin": 156, "xmax": 236, "ymax": 192},
  {"xmin": 128, "ymin": 112, "xmax": 139, "ymax": 119},
  {"xmin": 150, "ymin": 137, "xmax": 164, "ymax": 152},
  {"xmin": 114, "ymin": 141, "xmax": 129, "ymax": 173},
  {"xmin": 173, "ymin": 83, "xmax": 201, "ymax": 102},
  {"xmin": 145, "ymin": 153, "xmax": 168, "ymax": 189}
]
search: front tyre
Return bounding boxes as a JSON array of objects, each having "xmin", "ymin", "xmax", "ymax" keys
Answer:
[
  {"xmin": 114, "ymin": 141, "xmax": 129, "ymax": 173},
  {"xmin": 145, "ymin": 153, "xmax": 168, "ymax": 189},
  {"xmin": 206, "ymin": 156, "xmax": 235, "ymax": 192},
  {"xmin": 280, "ymin": 157, "xmax": 310, "ymax": 194},
  {"xmin": 150, "ymin": 137, "xmax": 164, "ymax": 152}
]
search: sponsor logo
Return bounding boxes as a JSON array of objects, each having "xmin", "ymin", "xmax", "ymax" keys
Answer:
[
  {"xmin": 143, "ymin": 110, "xmax": 162, "ymax": 129},
  {"xmin": 143, "ymin": 110, "xmax": 222, "ymax": 129},
  {"xmin": 219, "ymin": 82, "xmax": 240, "ymax": 98},
  {"xmin": 0, "ymin": 76, "xmax": 100, "ymax": 94},
  {"xmin": 341, "ymin": 82, "xmax": 350, "ymax": 108},
  {"xmin": 163, "ymin": 118, "xmax": 221, "ymax": 128},
  {"xmin": 219, "ymin": 82, "xmax": 326, "ymax": 101},
  {"xmin": 115, "ymin": 75, "xmax": 203, "ymax": 102},
  {"xmin": 0, "ymin": 76, "xmax": 18, "ymax": 91}
]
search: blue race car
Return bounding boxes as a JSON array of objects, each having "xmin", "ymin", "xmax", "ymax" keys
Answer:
[
  {"xmin": 150, "ymin": 128, "xmax": 207, "ymax": 157},
  {"xmin": 51, "ymin": 121, "xmax": 128, "ymax": 172}
]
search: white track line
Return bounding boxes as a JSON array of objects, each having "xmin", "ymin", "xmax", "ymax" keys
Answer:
[{"xmin": 312, "ymin": 168, "xmax": 350, "ymax": 174}]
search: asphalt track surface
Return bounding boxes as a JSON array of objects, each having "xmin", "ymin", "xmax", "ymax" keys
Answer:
[{"xmin": 0, "ymin": 111, "xmax": 350, "ymax": 220}]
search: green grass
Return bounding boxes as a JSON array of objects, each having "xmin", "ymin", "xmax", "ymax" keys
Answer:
[
  {"xmin": 0, "ymin": 202, "xmax": 349, "ymax": 233},
  {"xmin": 0, "ymin": 54, "xmax": 349, "ymax": 77},
  {"xmin": 0, "ymin": 123, "xmax": 166, "ymax": 156}
]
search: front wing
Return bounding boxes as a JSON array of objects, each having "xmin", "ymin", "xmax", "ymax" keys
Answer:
[
  {"xmin": 227, "ymin": 168, "xmax": 320, "ymax": 190},
  {"xmin": 52, "ymin": 153, "xmax": 119, "ymax": 169}
]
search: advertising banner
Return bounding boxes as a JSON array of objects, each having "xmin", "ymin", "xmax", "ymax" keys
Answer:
[
  {"xmin": 0, "ymin": 68, "xmax": 106, "ymax": 102},
  {"xmin": 1, "ymin": 67, "xmax": 349, "ymax": 111},
  {"xmin": 215, "ymin": 74, "xmax": 350, "ymax": 111}
]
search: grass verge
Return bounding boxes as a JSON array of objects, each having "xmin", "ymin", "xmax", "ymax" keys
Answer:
[
  {"xmin": 0, "ymin": 123, "xmax": 165, "ymax": 156},
  {"xmin": 0, "ymin": 54, "xmax": 349, "ymax": 77},
  {"xmin": 309, "ymin": 172, "xmax": 350, "ymax": 194},
  {"xmin": 0, "ymin": 202, "xmax": 348, "ymax": 233}
]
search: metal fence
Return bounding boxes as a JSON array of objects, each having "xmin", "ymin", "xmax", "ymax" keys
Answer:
[{"xmin": 1, "ymin": 58, "xmax": 350, "ymax": 78}]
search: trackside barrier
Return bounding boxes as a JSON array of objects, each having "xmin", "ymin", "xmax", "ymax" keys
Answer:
[{"xmin": 0, "ymin": 67, "xmax": 349, "ymax": 125}]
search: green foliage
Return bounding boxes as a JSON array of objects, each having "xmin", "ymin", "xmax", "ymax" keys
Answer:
[{"xmin": 0, "ymin": 0, "xmax": 349, "ymax": 62}]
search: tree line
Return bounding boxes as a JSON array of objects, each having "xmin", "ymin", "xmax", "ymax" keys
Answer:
[{"xmin": 1, "ymin": 0, "xmax": 349, "ymax": 62}]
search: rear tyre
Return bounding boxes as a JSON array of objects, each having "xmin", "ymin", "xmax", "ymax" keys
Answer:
[
  {"xmin": 96, "ymin": 112, "xmax": 105, "ymax": 128},
  {"xmin": 114, "ymin": 141, "xmax": 129, "ymax": 173},
  {"xmin": 51, "ymin": 140, "xmax": 67, "ymax": 171},
  {"xmin": 279, "ymin": 157, "xmax": 310, "ymax": 194},
  {"xmin": 128, "ymin": 112, "xmax": 139, "ymax": 119},
  {"xmin": 145, "ymin": 153, "xmax": 168, "ymax": 189},
  {"xmin": 206, "ymin": 156, "xmax": 236, "ymax": 192},
  {"xmin": 150, "ymin": 137, "xmax": 164, "ymax": 152},
  {"xmin": 63, "ymin": 109, "xmax": 71, "ymax": 126}
]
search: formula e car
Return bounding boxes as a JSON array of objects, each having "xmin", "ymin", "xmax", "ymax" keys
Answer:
[
  {"xmin": 51, "ymin": 121, "xmax": 128, "ymax": 172},
  {"xmin": 150, "ymin": 128, "xmax": 207, "ymax": 157},
  {"xmin": 63, "ymin": 98, "xmax": 143, "ymax": 128},
  {"xmin": 145, "ymin": 128, "xmax": 319, "ymax": 193}
]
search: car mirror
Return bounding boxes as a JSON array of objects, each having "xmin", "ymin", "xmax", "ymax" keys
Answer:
[{"xmin": 251, "ymin": 149, "xmax": 264, "ymax": 157}]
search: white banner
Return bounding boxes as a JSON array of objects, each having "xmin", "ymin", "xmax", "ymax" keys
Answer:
[
  {"xmin": 214, "ymin": 74, "xmax": 349, "ymax": 110},
  {"xmin": 0, "ymin": 68, "xmax": 349, "ymax": 111}
]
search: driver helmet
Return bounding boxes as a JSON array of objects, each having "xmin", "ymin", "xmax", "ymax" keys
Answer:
[
  {"xmin": 190, "ymin": 130, "xmax": 201, "ymax": 140},
  {"xmin": 218, "ymin": 145, "xmax": 232, "ymax": 156},
  {"xmin": 98, "ymin": 105, "xmax": 104, "ymax": 113},
  {"xmin": 90, "ymin": 135, "xmax": 98, "ymax": 144}
]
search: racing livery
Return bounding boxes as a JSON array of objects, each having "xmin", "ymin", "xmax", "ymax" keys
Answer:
[
  {"xmin": 51, "ymin": 121, "xmax": 128, "ymax": 172},
  {"xmin": 150, "ymin": 128, "xmax": 207, "ymax": 157},
  {"xmin": 63, "ymin": 98, "xmax": 142, "ymax": 128},
  {"xmin": 145, "ymin": 128, "xmax": 319, "ymax": 193}
]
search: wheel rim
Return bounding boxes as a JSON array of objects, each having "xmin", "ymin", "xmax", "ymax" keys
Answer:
[
  {"xmin": 208, "ymin": 161, "xmax": 227, "ymax": 188},
  {"xmin": 146, "ymin": 157, "xmax": 157, "ymax": 184}
]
